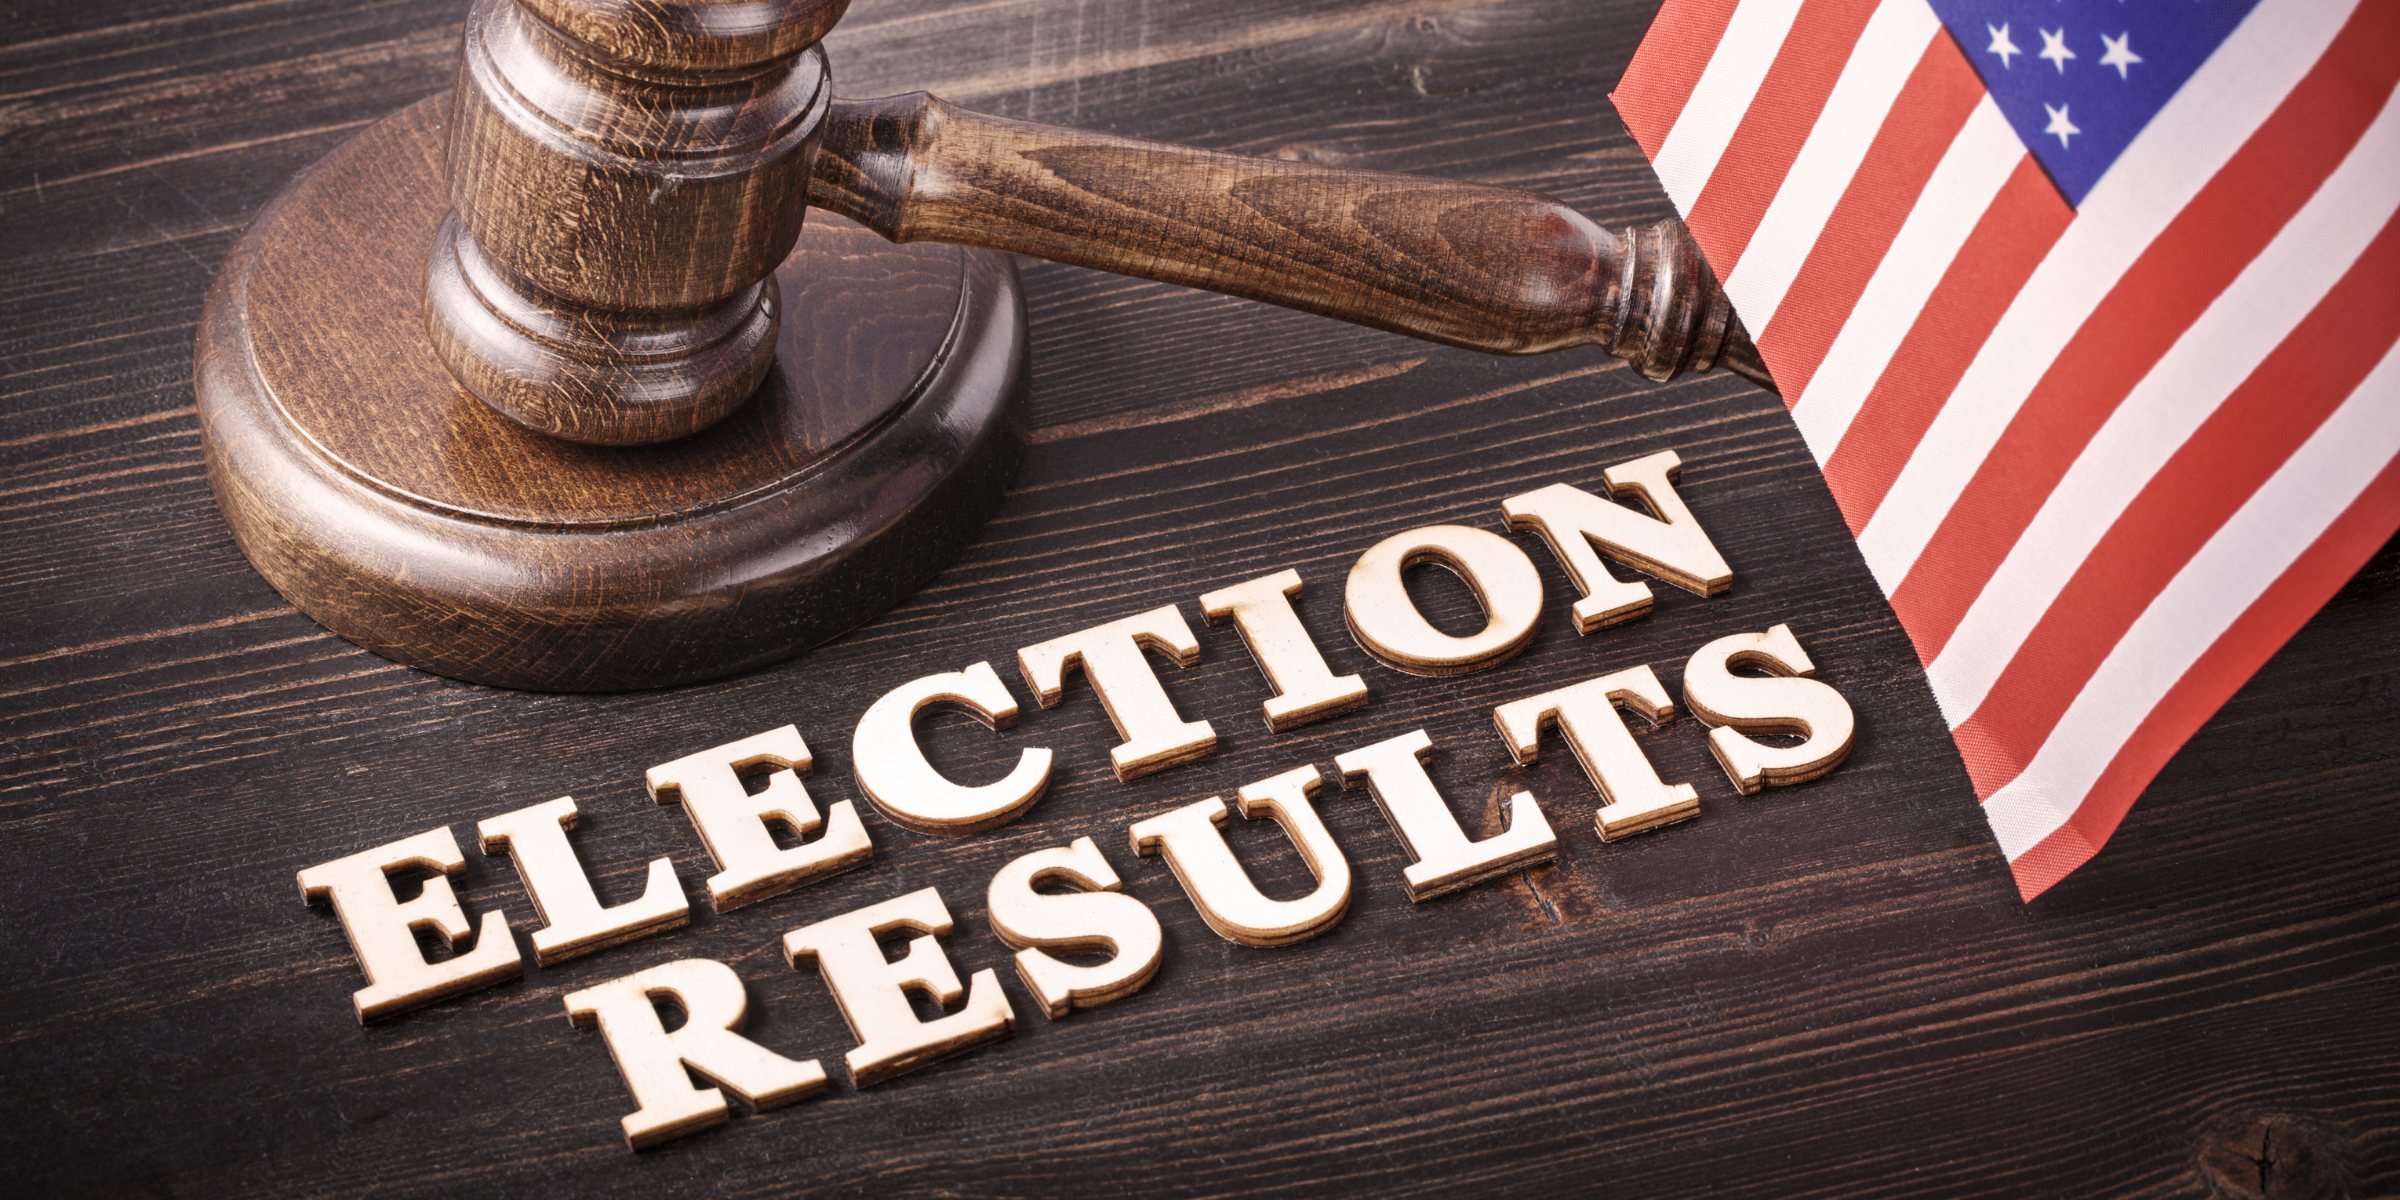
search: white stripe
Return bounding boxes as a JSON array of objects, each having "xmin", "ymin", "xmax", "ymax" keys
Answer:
[
  {"xmin": 1983, "ymin": 343, "xmax": 2400, "ymax": 860},
  {"xmin": 1854, "ymin": 0, "xmax": 2357, "ymax": 593},
  {"xmin": 1728, "ymin": 0, "xmax": 1942, "ymax": 337},
  {"xmin": 1931, "ymin": 88, "xmax": 2400, "ymax": 727},
  {"xmin": 1789, "ymin": 96, "xmax": 2020, "ymax": 460},
  {"xmin": 1648, "ymin": 0, "xmax": 1807, "ymax": 215}
]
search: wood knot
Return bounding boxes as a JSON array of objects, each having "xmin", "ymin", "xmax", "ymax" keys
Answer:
[
  {"xmin": 2194, "ymin": 1113, "xmax": 2350, "ymax": 1200},
  {"xmin": 1267, "ymin": 142, "xmax": 1368, "ymax": 167}
]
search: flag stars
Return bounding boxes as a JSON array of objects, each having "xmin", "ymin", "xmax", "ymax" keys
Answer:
[
  {"xmin": 2044, "ymin": 103, "xmax": 2080, "ymax": 149},
  {"xmin": 1986, "ymin": 23, "xmax": 2021, "ymax": 68},
  {"xmin": 2099, "ymin": 32, "xmax": 2142, "ymax": 80},
  {"xmin": 2038, "ymin": 27, "xmax": 2076, "ymax": 73}
]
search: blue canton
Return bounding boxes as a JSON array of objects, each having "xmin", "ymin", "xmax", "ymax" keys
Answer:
[{"xmin": 1925, "ymin": 0, "xmax": 2262, "ymax": 206}]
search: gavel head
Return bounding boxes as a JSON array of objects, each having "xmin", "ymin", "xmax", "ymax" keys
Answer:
[{"xmin": 426, "ymin": 0, "xmax": 851, "ymax": 446}]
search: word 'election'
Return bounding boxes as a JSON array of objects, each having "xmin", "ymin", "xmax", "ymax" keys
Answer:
[{"xmin": 295, "ymin": 450, "xmax": 1857, "ymax": 1151}]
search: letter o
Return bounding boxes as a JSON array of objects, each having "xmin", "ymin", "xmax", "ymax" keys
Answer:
[{"xmin": 1343, "ymin": 525, "xmax": 1543, "ymax": 676}]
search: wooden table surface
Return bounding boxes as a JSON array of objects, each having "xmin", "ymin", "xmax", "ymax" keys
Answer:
[{"xmin": 4, "ymin": 0, "xmax": 2395, "ymax": 1195}]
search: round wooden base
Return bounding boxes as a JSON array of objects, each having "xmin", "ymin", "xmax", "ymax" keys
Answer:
[{"xmin": 195, "ymin": 96, "xmax": 1030, "ymax": 691}]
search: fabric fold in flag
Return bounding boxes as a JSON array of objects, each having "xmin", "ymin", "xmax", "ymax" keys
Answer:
[{"xmin": 1612, "ymin": 0, "xmax": 2400, "ymax": 900}]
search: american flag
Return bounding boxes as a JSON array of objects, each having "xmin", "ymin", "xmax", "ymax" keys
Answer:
[{"xmin": 1612, "ymin": 0, "xmax": 2400, "ymax": 899}]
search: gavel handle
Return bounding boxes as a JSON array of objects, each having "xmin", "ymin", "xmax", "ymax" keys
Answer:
[{"xmin": 808, "ymin": 94, "xmax": 1772, "ymax": 389}]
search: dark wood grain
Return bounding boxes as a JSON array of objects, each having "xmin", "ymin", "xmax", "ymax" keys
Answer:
[{"xmin": 3, "ymin": 0, "xmax": 2397, "ymax": 1197}]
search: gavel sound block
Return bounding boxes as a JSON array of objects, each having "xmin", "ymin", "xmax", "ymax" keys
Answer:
[{"xmin": 194, "ymin": 0, "xmax": 1769, "ymax": 692}]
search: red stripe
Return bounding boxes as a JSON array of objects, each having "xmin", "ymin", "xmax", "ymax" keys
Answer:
[
  {"xmin": 1610, "ymin": 0, "xmax": 1746, "ymax": 158},
  {"xmin": 1890, "ymin": 9, "xmax": 2400, "ymax": 665},
  {"xmin": 1951, "ymin": 212, "xmax": 2400, "ymax": 800},
  {"xmin": 1820, "ymin": 158, "xmax": 2071, "ymax": 538},
  {"xmin": 1758, "ymin": 30, "xmax": 1984, "ymax": 406},
  {"xmin": 2007, "ymin": 452, "xmax": 2400, "ymax": 901},
  {"xmin": 1680, "ymin": 0, "xmax": 1884, "ymax": 278}
]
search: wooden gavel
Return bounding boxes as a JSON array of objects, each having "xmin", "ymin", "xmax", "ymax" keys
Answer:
[
  {"xmin": 194, "ymin": 0, "xmax": 1768, "ymax": 691},
  {"xmin": 425, "ymin": 0, "xmax": 1764, "ymax": 446}
]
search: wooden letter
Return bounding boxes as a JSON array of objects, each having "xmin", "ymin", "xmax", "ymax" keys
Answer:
[
  {"xmin": 1343, "ymin": 525, "xmax": 1543, "ymax": 676},
  {"xmin": 1493, "ymin": 667, "xmax": 1700, "ymax": 841},
  {"xmin": 1501, "ymin": 451, "xmax": 1732, "ymax": 632},
  {"xmin": 1682, "ymin": 625, "xmax": 1856, "ymax": 794},
  {"xmin": 986, "ymin": 837, "xmax": 1164, "ymax": 1019},
  {"xmin": 783, "ymin": 888, "xmax": 1015, "ymax": 1087},
  {"xmin": 563, "ymin": 958, "xmax": 828, "ymax": 1151},
  {"xmin": 1199, "ymin": 569, "xmax": 1369, "ymax": 732},
  {"xmin": 477, "ymin": 796, "xmax": 689, "ymax": 966},
  {"xmin": 646, "ymin": 726, "xmax": 873, "ymax": 914},
  {"xmin": 853, "ymin": 662, "xmax": 1053, "ymax": 836},
  {"xmin": 1019, "ymin": 605, "xmax": 1217, "ymax": 781},
  {"xmin": 296, "ymin": 827, "xmax": 523, "ymax": 1023},
  {"xmin": 1335, "ymin": 730, "xmax": 1557, "ymax": 901},
  {"xmin": 1127, "ymin": 765, "xmax": 1351, "ymax": 947}
]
